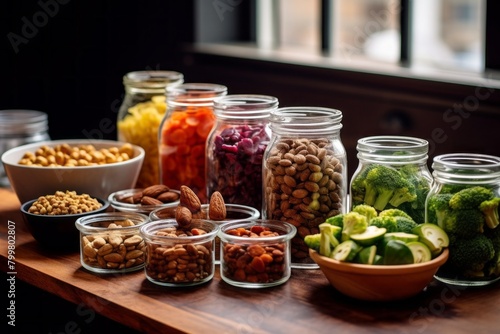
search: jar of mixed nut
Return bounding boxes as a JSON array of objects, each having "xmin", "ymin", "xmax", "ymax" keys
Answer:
[
  {"xmin": 219, "ymin": 219, "xmax": 296, "ymax": 288},
  {"xmin": 427, "ymin": 153, "xmax": 500, "ymax": 286},
  {"xmin": 75, "ymin": 212, "xmax": 149, "ymax": 274},
  {"xmin": 350, "ymin": 136, "xmax": 432, "ymax": 224},
  {"xmin": 159, "ymin": 83, "xmax": 227, "ymax": 203},
  {"xmin": 117, "ymin": 70, "xmax": 184, "ymax": 188},
  {"xmin": 140, "ymin": 219, "xmax": 219, "ymax": 286},
  {"xmin": 206, "ymin": 95, "xmax": 278, "ymax": 213},
  {"xmin": 262, "ymin": 107, "xmax": 347, "ymax": 268}
]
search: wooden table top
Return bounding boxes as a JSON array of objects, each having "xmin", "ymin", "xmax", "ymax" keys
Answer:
[{"xmin": 1, "ymin": 187, "xmax": 499, "ymax": 334}]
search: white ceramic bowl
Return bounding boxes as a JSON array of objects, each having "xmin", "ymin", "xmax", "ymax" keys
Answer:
[{"xmin": 2, "ymin": 139, "xmax": 145, "ymax": 204}]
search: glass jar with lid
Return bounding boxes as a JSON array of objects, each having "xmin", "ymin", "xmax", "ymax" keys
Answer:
[
  {"xmin": 117, "ymin": 70, "xmax": 184, "ymax": 188},
  {"xmin": 350, "ymin": 136, "xmax": 433, "ymax": 224},
  {"xmin": 206, "ymin": 94, "xmax": 278, "ymax": 213},
  {"xmin": 0, "ymin": 109, "xmax": 50, "ymax": 187},
  {"xmin": 262, "ymin": 107, "xmax": 348, "ymax": 268},
  {"xmin": 159, "ymin": 83, "xmax": 227, "ymax": 203},
  {"xmin": 427, "ymin": 153, "xmax": 500, "ymax": 286}
]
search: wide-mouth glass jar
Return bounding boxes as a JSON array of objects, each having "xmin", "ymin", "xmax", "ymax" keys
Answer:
[
  {"xmin": 427, "ymin": 153, "xmax": 500, "ymax": 286},
  {"xmin": 262, "ymin": 107, "xmax": 347, "ymax": 269},
  {"xmin": 140, "ymin": 219, "xmax": 219, "ymax": 286},
  {"xmin": 350, "ymin": 135, "xmax": 433, "ymax": 224},
  {"xmin": 219, "ymin": 219, "xmax": 297, "ymax": 288},
  {"xmin": 75, "ymin": 212, "xmax": 149, "ymax": 274}
]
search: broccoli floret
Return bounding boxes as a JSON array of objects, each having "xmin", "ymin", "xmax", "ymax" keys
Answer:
[
  {"xmin": 352, "ymin": 204, "xmax": 378, "ymax": 222},
  {"xmin": 448, "ymin": 234, "xmax": 495, "ymax": 274},
  {"xmin": 484, "ymin": 227, "xmax": 500, "ymax": 277},
  {"xmin": 426, "ymin": 193, "xmax": 453, "ymax": 228},
  {"xmin": 369, "ymin": 216, "xmax": 398, "ymax": 233},
  {"xmin": 324, "ymin": 214, "xmax": 344, "ymax": 229},
  {"xmin": 364, "ymin": 165, "xmax": 416, "ymax": 211},
  {"xmin": 379, "ymin": 208, "xmax": 413, "ymax": 220},
  {"xmin": 449, "ymin": 186, "xmax": 494, "ymax": 210},
  {"xmin": 304, "ymin": 233, "xmax": 321, "ymax": 251},
  {"xmin": 341, "ymin": 212, "xmax": 368, "ymax": 242},
  {"xmin": 350, "ymin": 164, "xmax": 378, "ymax": 205},
  {"xmin": 443, "ymin": 209, "xmax": 485, "ymax": 237},
  {"xmin": 397, "ymin": 165, "xmax": 431, "ymax": 224},
  {"xmin": 479, "ymin": 197, "xmax": 500, "ymax": 229},
  {"xmin": 393, "ymin": 216, "xmax": 418, "ymax": 234}
]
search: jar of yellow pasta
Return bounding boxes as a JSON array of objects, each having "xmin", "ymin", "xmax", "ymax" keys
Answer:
[{"xmin": 117, "ymin": 71, "xmax": 184, "ymax": 188}]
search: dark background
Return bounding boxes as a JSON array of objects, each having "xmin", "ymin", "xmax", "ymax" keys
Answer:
[{"xmin": 2, "ymin": 1, "xmax": 195, "ymax": 141}]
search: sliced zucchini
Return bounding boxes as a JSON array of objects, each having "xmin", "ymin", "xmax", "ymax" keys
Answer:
[{"xmin": 331, "ymin": 240, "xmax": 361, "ymax": 262}]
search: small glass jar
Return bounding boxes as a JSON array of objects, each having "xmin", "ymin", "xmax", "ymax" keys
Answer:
[
  {"xmin": 108, "ymin": 188, "xmax": 180, "ymax": 214},
  {"xmin": 206, "ymin": 95, "xmax": 278, "ymax": 213},
  {"xmin": 159, "ymin": 83, "xmax": 228, "ymax": 203},
  {"xmin": 350, "ymin": 136, "xmax": 433, "ymax": 224},
  {"xmin": 219, "ymin": 220, "xmax": 296, "ymax": 288},
  {"xmin": 0, "ymin": 110, "xmax": 50, "ymax": 187},
  {"xmin": 75, "ymin": 212, "xmax": 150, "ymax": 274},
  {"xmin": 117, "ymin": 70, "xmax": 184, "ymax": 188},
  {"xmin": 262, "ymin": 107, "xmax": 348, "ymax": 269},
  {"xmin": 427, "ymin": 153, "xmax": 500, "ymax": 286},
  {"xmin": 140, "ymin": 219, "xmax": 219, "ymax": 286}
]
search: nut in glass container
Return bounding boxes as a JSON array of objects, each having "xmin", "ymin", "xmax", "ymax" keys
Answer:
[
  {"xmin": 219, "ymin": 219, "xmax": 297, "ymax": 288},
  {"xmin": 75, "ymin": 212, "xmax": 149, "ymax": 274},
  {"xmin": 140, "ymin": 219, "xmax": 219, "ymax": 286}
]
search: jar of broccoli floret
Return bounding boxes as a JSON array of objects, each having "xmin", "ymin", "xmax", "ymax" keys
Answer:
[
  {"xmin": 350, "ymin": 136, "xmax": 433, "ymax": 225},
  {"xmin": 427, "ymin": 153, "xmax": 500, "ymax": 286},
  {"xmin": 206, "ymin": 95, "xmax": 277, "ymax": 213}
]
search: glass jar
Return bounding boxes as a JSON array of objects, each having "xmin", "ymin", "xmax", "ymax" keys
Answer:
[
  {"xmin": 0, "ymin": 109, "xmax": 50, "ymax": 187},
  {"xmin": 75, "ymin": 212, "xmax": 150, "ymax": 274},
  {"xmin": 140, "ymin": 219, "xmax": 219, "ymax": 286},
  {"xmin": 219, "ymin": 220, "xmax": 296, "ymax": 288},
  {"xmin": 350, "ymin": 135, "xmax": 433, "ymax": 224},
  {"xmin": 206, "ymin": 94, "xmax": 278, "ymax": 212},
  {"xmin": 159, "ymin": 83, "xmax": 228, "ymax": 203},
  {"xmin": 427, "ymin": 153, "xmax": 500, "ymax": 286},
  {"xmin": 117, "ymin": 70, "xmax": 184, "ymax": 188},
  {"xmin": 262, "ymin": 107, "xmax": 348, "ymax": 269}
]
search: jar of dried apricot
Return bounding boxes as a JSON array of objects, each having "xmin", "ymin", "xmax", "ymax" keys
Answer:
[
  {"xmin": 117, "ymin": 70, "xmax": 183, "ymax": 188},
  {"xmin": 159, "ymin": 83, "xmax": 228, "ymax": 203}
]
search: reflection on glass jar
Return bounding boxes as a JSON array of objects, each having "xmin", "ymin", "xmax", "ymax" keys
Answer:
[
  {"xmin": 206, "ymin": 95, "xmax": 278, "ymax": 212},
  {"xmin": 159, "ymin": 83, "xmax": 227, "ymax": 203},
  {"xmin": 427, "ymin": 153, "xmax": 500, "ymax": 286},
  {"xmin": 262, "ymin": 107, "xmax": 347, "ymax": 269},
  {"xmin": 117, "ymin": 70, "xmax": 183, "ymax": 188}
]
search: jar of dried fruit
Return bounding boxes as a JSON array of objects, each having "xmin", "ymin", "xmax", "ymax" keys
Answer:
[
  {"xmin": 159, "ymin": 83, "xmax": 227, "ymax": 203},
  {"xmin": 117, "ymin": 70, "xmax": 184, "ymax": 188},
  {"xmin": 427, "ymin": 153, "xmax": 500, "ymax": 286},
  {"xmin": 206, "ymin": 94, "xmax": 278, "ymax": 213},
  {"xmin": 262, "ymin": 107, "xmax": 348, "ymax": 269}
]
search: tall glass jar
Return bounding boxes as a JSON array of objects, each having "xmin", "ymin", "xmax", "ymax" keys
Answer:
[
  {"xmin": 0, "ymin": 110, "xmax": 50, "ymax": 187},
  {"xmin": 117, "ymin": 70, "xmax": 183, "ymax": 188},
  {"xmin": 159, "ymin": 83, "xmax": 227, "ymax": 203},
  {"xmin": 350, "ymin": 136, "xmax": 433, "ymax": 224},
  {"xmin": 206, "ymin": 95, "xmax": 278, "ymax": 213},
  {"xmin": 262, "ymin": 107, "xmax": 348, "ymax": 268},
  {"xmin": 427, "ymin": 153, "xmax": 500, "ymax": 286}
]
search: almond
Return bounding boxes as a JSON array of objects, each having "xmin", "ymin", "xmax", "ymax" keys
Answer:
[
  {"xmin": 157, "ymin": 191, "xmax": 180, "ymax": 203},
  {"xmin": 143, "ymin": 184, "xmax": 170, "ymax": 198},
  {"xmin": 175, "ymin": 205, "xmax": 192, "ymax": 227},
  {"xmin": 209, "ymin": 191, "xmax": 226, "ymax": 220},
  {"xmin": 179, "ymin": 185, "xmax": 201, "ymax": 213},
  {"xmin": 141, "ymin": 196, "xmax": 163, "ymax": 206}
]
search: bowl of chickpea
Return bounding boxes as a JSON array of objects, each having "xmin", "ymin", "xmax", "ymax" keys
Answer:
[
  {"xmin": 20, "ymin": 191, "xmax": 110, "ymax": 251},
  {"xmin": 1, "ymin": 139, "xmax": 145, "ymax": 204}
]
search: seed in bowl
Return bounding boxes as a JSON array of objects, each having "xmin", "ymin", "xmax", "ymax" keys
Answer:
[
  {"xmin": 17, "ymin": 143, "xmax": 134, "ymax": 167},
  {"xmin": 28, "ymin": 191, "xmax": 103, "ymax": 215}
]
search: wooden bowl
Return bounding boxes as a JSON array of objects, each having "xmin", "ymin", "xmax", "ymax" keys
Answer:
[{"xmin": 310, "ymin": 248, "xmax": 449, "ymax": 301}]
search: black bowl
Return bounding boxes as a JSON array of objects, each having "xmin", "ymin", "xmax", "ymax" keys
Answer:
[{"xmin": 20, "ymin": 196, "xmax": 110, "ymax": 251}]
